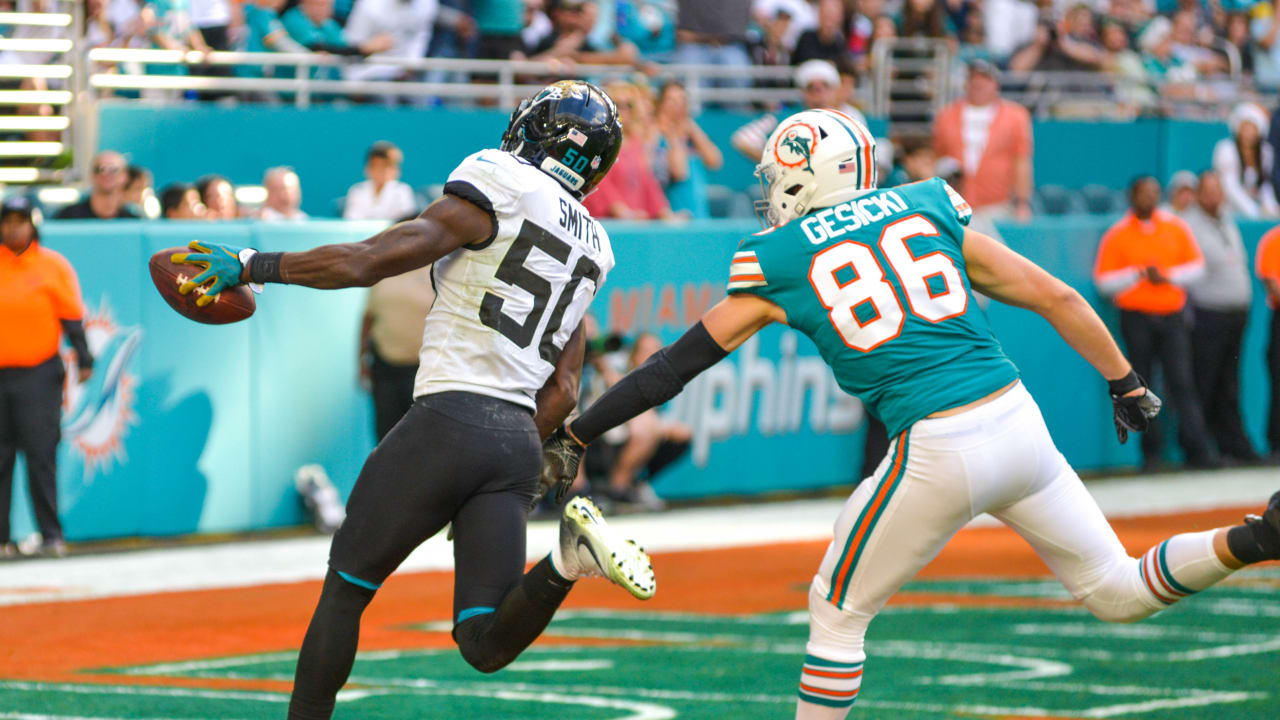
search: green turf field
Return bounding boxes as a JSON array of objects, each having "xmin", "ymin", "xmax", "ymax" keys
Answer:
[{"xmin": 4, "ymin": 573, "xmax": 1277, "ymax": 719}]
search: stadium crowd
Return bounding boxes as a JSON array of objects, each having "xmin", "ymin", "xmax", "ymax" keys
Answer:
[{"xmin": 44, "ymin": 0, "xmax": 1280, "ymax": 94}]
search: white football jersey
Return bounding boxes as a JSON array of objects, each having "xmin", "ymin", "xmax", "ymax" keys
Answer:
[{"xmin": 413, "ymin": 149, "xmax": 615, "ymax": 410}]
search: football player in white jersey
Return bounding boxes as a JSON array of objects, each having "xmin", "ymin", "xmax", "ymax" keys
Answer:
[{"xmin": 172, "ymin": 81, "xmax": 656, "ymax": 720}]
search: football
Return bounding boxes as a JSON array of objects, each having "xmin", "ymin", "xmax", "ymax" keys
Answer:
[{"xmin": 148, "ymin": 246, "xmax": 256, "ymax": 325}]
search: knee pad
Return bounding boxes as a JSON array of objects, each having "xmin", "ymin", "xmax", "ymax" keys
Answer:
[
  {"xmin": 807, "ymin": 576, "xmax": 872, "ymax": 661},
  {"xmin": 1079, "ymin": 556, "xmax": 1164, "ymax": 624},
  {"xmin": 452, "ymin": 614, "xmax": 508, "ymax": 674}
]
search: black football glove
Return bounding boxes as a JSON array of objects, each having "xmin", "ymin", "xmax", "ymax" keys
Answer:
[
  {"xmin": 535, "ymin": 425, "xmax": 586, "ymax": 508},
  {"xmin": 1109, "ymin": 371, "xmax": 1163, "ymax": 444}
]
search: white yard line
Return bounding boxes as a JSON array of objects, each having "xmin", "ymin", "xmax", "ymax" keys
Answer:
[{"xmin": 0, "ymin": 468, "xmax": 1273, "ymax": 606}]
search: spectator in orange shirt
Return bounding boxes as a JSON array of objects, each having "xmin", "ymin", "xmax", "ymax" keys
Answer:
[
  {"xmin": 0, "ymin": 197, "xmax": 94, "ymax": 559},
  {"xmin": 932, "ymin": 60, "xmax": 1034, "ymax": 225},
  {"xmin": 1256, "ymin": 226, "xmax": 1280, "ymax": 459},
  {"xmin": 1094, "ymin": 176, "xmax": 1218, "ymax": 470}
]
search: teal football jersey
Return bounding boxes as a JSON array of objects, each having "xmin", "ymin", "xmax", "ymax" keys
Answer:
[{"xmin": 727, "ymin": 177, "xmax": 1019, "ymax": 436}]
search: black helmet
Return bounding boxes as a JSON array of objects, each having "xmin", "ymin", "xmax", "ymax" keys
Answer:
[{"xmin": 501, "ymin": 80, "xmax": 622, "ymax": 199}]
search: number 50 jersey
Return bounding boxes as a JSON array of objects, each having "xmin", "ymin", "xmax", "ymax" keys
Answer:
[
  {"xmin": 727, "ymin": 178, "xmax": 1019, "ymax": 437},
  {"xmin": 414, "ymin": 149, "xmax": 615, "ymax": 410}
]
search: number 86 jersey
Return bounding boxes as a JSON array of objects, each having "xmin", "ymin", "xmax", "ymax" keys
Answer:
[
  {"xmin": 727, "ymin": 177, "xmax": 1019, "ymax": 437},
  {"xmin": 414, "ymin": 149, "xmax": 615, "ymax": 410}
]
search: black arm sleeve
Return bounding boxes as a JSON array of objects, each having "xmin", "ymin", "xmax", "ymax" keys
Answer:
[
  {"xmin": 569, "ymin": 322, "xmax": 728, "ymax": 445},
  {"xmin": 60, "ymin": 319, "xmax": 94, "ymax": 370},
  {"xmin": 309, "ymin": 43, "xmax": 365, "ymax": 56}
]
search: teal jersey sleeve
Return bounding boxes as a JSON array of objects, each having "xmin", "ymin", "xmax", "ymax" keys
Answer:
[
  {"xmin": 243, "ymin": 6, "xmax": 281, "ymax": 50},
  {"xmin": 280, "ymin": 8, "xmax": 319, "ymax": 46},
  {"xmin": 726, "ymin": 179, "xmax": 1017, "ymax": 436}
]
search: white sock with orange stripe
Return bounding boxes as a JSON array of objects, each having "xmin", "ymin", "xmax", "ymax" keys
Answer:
[
  {"xmin": 1138, "ymin": 530, "xmax": 1234, "ymax": 607},
  {"xmin": 796, "ymin": 651, "xmax": 863, "ymax": 719}
]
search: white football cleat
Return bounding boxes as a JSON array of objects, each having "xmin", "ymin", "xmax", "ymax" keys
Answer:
[{"xmin": 559, "ymin": 497, "xmax": 656, "ymax": 600}]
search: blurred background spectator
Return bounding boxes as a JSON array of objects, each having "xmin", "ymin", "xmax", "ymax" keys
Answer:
[
  {"xmin": 1257, "ymin": 226, "xmax": 1280, "ymax": 460},
  {"xmin": 932, "ymin": 60, "xmax": 1033, "ymax": 223},
  {"xmin": 342, "ymin": 0, "xmax": 439, "ymax": 89},
  {"xmin": 1166, "ymin": 170, "xmax": 1197, "ymax": 213},
  {"xmin": 259, "ymin": 167, "xmax": 309, "ymax": 220},
  {"xmin": 124, "ymin": 165, "xmax": 160, "ymax": 219},
  {"xmin": 472, "ymin": 0, "xmax": 525, "ymax": 60},
  {"xmin": 56, "ymin": 152, "xmax": 140, "ymax": 220},
  {"xmin": 359, "ymin": 257, "xmax": 435, "ymax": 441},
  {"xmin": 654, "ymin": 81, "xmax": 723, "ymax": 218},
  {"xmin": 1094, "ymin": 176, "xmax": 1218, "ymax": 471},
  {"xmin": 673, "ymin": 0, "xmax": 752, "ymax": 87},
  {"xmin": 1214, "ymin": 103, "xmax": 1278, "ymax": 218},
  {"xmin": 344, "ymin": 142, "xmax": 417, "ymax": 221},
  {"xmin": 1180, "ymin": 170, "xmax": 1260, "ymax": 464},
  {"xmin": 0, "ymin": 196, "xmax": 92, "ymax": 559},
  {"xmin": 197, "ymin": 174, "xmax": 239, "ymax": 220},
  {"xmin": 159, "ymin": 182, "xmax": 208, "ymax": 219},
  {"xmin": 583, "ymin": 82, "xmax": 678, "ymax": 220},
  {"xmin": 521, "ymin": 0, "xmax": 639, "ymax": 65},
  {"xmin": 792, "ymin": 0, "xmax": 846, "ymax": 66},
  {"xmin": 239, "ymin": 0, "xmax": 308, "ymax": 79},
  {"xmin": 731, "ymin": 59, "xmax": 867, "ymax": 162}
]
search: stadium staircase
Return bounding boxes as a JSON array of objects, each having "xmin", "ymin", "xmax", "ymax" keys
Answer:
[
  {"xmin": 871, "ymin": 38, "xmax": 956, "ymax": 140},
  {"xmin": 0, "ymin": 0, "xmax": 86, "ymax": 187}
]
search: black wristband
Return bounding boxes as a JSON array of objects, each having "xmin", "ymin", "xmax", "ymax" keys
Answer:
[
  {"xmin": 248, "ymin": 251, "xmax": 287, "ymax": 284},
  {"xmin": 1108, "ymin": 370, "xmax": 1142, "ymax": 397}
]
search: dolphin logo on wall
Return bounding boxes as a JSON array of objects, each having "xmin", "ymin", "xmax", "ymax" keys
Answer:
[{"xmin": 61, "ymin": 297, "xmax": 144, "ymax": 481}]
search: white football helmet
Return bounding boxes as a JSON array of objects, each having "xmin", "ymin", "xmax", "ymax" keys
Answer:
[{"xmin": 755, "ymin": 109, "xmax": 878, "ymax": 228}]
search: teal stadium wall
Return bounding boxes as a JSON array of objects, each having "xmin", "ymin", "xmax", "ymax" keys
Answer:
[{"xmin": 9, "ymin": 216, "xmax": 1278, "ymax": 542}]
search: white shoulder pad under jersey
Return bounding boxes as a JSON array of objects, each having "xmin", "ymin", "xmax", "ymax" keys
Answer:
[{"xmin": 414, "ymin": 149, "xmax": 615, "ymax": 410}]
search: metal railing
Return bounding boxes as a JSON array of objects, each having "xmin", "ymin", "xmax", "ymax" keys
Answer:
[
  {"xmin": 84, "ymin": 49, "xmax": 805, "ymax": 110},
  {"xmin": 0, "ymin": 0, "xmax": 84, "ymax": 184}
]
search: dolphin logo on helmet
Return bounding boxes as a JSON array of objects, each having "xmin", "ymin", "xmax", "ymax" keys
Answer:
[{"xmin": 755, "ymin": 109, "xmax": 878, "ymax": 228}]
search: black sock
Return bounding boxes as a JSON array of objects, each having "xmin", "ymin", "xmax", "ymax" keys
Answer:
[
  {"xmin": 1226, "ymin": 522, "xmax": 1280, "ymax": 565},
  {"xmin": 287, "ymin": 569, "xmax": 377, "ymax": 720},
  {"xmin": 453, "ymin": 556, "xmax": 573, "ymax": 673}
]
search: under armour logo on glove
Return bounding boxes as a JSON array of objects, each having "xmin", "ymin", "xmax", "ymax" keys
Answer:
[{"xmin": 1111, "ymin": 388, "xmax": 1163, "ymax": 444}]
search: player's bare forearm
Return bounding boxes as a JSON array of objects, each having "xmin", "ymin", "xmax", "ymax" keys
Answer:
[
  {"xmin": 242, "ymin": 195, "xmax": 492, "ymax": 289},
  {"xmin": 964, "ymin": 229, "xmax": 1130, "ymax": 381},
  {"xmin": 534, "ymin": 323, "xmax": 586, "ymax": 441},
  {"xmin": 1036, "ymin": 286, "xmax": 1131, "ymax": 381}
]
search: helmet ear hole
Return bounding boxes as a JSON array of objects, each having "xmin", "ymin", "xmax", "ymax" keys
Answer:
[{"xmin": 784, "ymin": 184, "xmax": 803, "ymax": 196}]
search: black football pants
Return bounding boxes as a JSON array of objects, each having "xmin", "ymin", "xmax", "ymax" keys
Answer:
[
  {"xmin": 287, "ymin": 392, "xmax": 574, "ymax": 720},
  {"xmin": 0, "ymin": 356, "xmax": 64, "ymax": 544},
  {"xmin": 1190, "ymin": 307, "xmax": 1257, "ymax": 460},
  {"xmin": 1120, "ymin": 310, "xmax": 1218, "ymax": 468}
]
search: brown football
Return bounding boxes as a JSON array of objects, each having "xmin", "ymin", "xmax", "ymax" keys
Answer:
[{"xmin": 149, "ymin": 247, "xmax": 256, "ymax": 325}]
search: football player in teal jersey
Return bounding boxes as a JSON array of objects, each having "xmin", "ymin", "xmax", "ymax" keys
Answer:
[{"xmin": 539, "ymin": 109, "xmax": 1280, "ymax": 719}]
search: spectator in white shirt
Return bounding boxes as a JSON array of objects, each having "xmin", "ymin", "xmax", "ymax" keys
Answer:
[
  {"xmin": 343, "ymin": 0, "xmax": 438, "ymax": 84},
  {"xmin": 1213, "ymin": 102, "xmax": 1279, "ymax": 219},
  {"xmin": 259, "ymin": 166, "xmax": 309, "ymax": 221},
  {"xmin": 343, "ymin": 142, "xmax": 418, "ymax": 221}
]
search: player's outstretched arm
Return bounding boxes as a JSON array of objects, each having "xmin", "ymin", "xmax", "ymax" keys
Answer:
[
  {"xmin": 539, "ymin": 294, "xmax": 783, "ymax": 501},
  {"xmin": 962, "ymin": 228, "xmax": 1161, "ymax": 442},
  {"xmin": 245, "ymin": 195, "xmax": 493, "ymax": 289},
  {"xmin": 534, "ymin": 322, "xmax": 587, "ymax": 442},
  {"xmin": 173, "ymin": 195, "xmax": 493, "ymax": 300}
]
